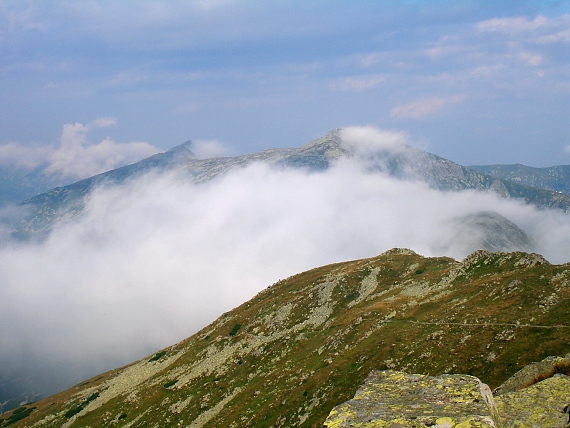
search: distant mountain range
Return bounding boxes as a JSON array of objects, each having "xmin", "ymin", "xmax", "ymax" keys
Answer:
[
  {"xmin": 3, "ymin": 248, "xmax": 568, "ymax": 427},
  {"xmin": 4, "ymin": 129, "xmax": 570, "ymax": 240},
  {"xmin": 470, "ymin": 163, "xmax": 570, "ymax": 195}
]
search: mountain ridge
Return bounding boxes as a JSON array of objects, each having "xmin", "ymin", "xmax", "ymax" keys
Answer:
[
  {"xmin": 470, "ymin": 163, "xmax": 570, "ymax": 195},
  {"xmin": 3, "ymin": 247, "xmax": 568, "ymax": 427},
  {"xmin": 8, "ymin": 129, "xmax": 570, "ymax": 240}
]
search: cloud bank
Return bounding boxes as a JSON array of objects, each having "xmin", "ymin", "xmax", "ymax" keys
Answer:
[
  {"xmin": 1, "ymin": 156, "xmax": 570, "ymax": 404},
  {"xmin": 0, "ymin": 118, "xmax": 159, "ymax": 181}
]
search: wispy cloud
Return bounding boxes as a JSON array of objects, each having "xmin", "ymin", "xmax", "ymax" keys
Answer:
[
  {"xmin": 173, "ymin": 102, "xmax": 200, "ymax": 114},
  {"xmin": 475, "ymin": 15, "xmax": 551, "ymax": 33},
  {"xmin": 518, "ymin": 51, "xmax": 543, "ymax": 66},
  {"xmin": 190, "ymin": 139, "xmax": 233, "ymax": 158},
  {"xmin": 339, "ymin": 127, "xmax": 409, "ymax": 153},
  {"xmin": 390, "ymin": 95, "xmax": 466, "ymax": 119},
  {"xmin": 535, "ymin": 28, "xmax": 570, "ymax": 44},
  {"xmin": 328, "ymin": 74, "xmax": 385, "ymax": 91},
  {"xmin": 107, "ymin": 70, "xmax": 147, "ymax": 86},
  {"xmin": 1, "ymin": 3, "xmax": 570, "ymax": 176},
  {"xmin": 475, "ymin": 14, "xmax": 570, "ymax": 45}
]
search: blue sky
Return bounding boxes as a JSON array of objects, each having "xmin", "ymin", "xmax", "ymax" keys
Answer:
[{"xmin": 1, "ymin": 0, "xmax": 569, "ymax": 176}]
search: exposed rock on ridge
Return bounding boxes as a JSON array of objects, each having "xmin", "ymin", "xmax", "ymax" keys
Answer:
[{"xmin": 324, "ymin": 370, "xmax": 497, "ymax": 427}]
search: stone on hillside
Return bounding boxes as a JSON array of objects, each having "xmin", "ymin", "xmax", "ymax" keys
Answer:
[
  {"xmin": 323, "ymin": 370, "xmax": 496, "ymax": 427},
  {"xmin": 493, "ymin": 353, "xmax": 570, "ymax": 395}
]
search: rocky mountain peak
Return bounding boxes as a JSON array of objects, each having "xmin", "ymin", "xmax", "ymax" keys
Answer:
[{"xmin": 165, "ymin": 140, "xmax": 196, "ymax": 158}]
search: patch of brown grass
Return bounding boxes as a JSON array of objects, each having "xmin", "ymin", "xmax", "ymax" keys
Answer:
[{"xmin": 524, "ymin": 361, "xmax": 570, "ymax": 388}]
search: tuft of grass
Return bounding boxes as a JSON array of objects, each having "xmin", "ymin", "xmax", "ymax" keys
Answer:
[
  {"xmin": 524, "ymin": 361, "xmax": 570, "ymax": 388},
  {"xmin": 3, "ymin": 406, "xmax": 36, "ymax": 426},
  {"xmin": 229, "ymin": 323, "xmax": 241, "ymax": 336},
  {"xmin": 149, "ymin": 351, "xmax": 167, "ymax": 362},
  {"xmin": 64, "ymin": 406, "xmax": 83, "ymax": 419},
  {"xmin": 64, "ymin": 392, "xmax": 99, "ymax": 419},
  {"xmin": 163, "ymin": 379, "xmax": 178, "ymax": 389}
]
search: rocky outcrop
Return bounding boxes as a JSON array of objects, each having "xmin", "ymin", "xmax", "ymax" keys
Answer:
[
  {"xmin": 324, "ymin": 364, "xmax": 570, "ymax": 428},
  {"xmin": 493, "ymin": 353, "xmax": 570, "ymax": 395},
  {"xmin": 496, "ymin": 374, "xmax": 570, "ymax": 427},
  {"xmin": 323, "ymin": 370, "xmax": 496, "ymax": 427}
]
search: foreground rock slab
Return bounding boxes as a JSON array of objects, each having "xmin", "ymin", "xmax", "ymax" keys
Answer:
[
  {"xmin": 323, "ymin": 370, "xmax": 496, "ymax": 427},
  {"xmin": 324, "ymin": 369, "xmax": 570, "ymax": 428}
]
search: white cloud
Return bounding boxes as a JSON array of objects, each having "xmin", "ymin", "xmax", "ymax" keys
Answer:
[
  {"xmin": 390, "ymin": 94, "xmax": 465, "ymax": 119},
  {"xmin": 190, "ymin": 139, "xmax": 233, "ymax": 158},
  {"xmin": 0, "ymin": 142, "xmax": 53, "ymax": 169},
  {"xmin": 194, "ymin": 0, "xmax": 235, "ymax": 10},
  {"xmin": 339, "ymin": 127, "xmax": 409, "ymax": 153},
  {"xmin": 519, "ymin": 51, "xmax": 542, "ymax": 66},
  {"xmin": 46, "ymin": 118, "xmax": 158, "ymax": 180},
  {"xmin": 475, "ymin": 14, "xmax": 570, "ymax": 45},
  {"xmin": 475, "ymin": 15, "xmax": 551, "ymax": 33},
  {"xmin": 536, "ymin": 28, "xmax": 570, "ymax": 44},
  {"xmin": 173, "ymin": 102, "xmax": 200, "ymax": 114},
  {"xmin": 107, "ymin": 70, "xmax": 146, "ymax": 86},
  {"xmin": 356, "ymin": 52, "xmax": 387, "ymax": 67},
  {"xmin": 0, "ymin": 118, "xmax": 159, "ymax": 181}
]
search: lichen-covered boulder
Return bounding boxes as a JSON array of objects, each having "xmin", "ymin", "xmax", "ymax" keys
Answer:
[
  {"xmin": 324, "ymin": 368, "xmax": 570, "ymax": 428},
  {"xmin": 323, "ymin": 370, "xmax": 495, "ymax": 427},
  {"xmin": 495, "ymin": 373, "xmax": 570, "ymax": 427}
]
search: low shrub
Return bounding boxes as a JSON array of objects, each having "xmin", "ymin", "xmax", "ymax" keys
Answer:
[
  {"xmin": 4, "ymin": 406, "xmax": 36, "ymax": 426},
  {"xmin": 163, "ymin": 379, "xmax": 178, "ymax": 388},
  {"xmin": 229, "ymin": 323, "xmax": 241, "ymax": 336},
  {"xmin": 149, "ymin": 351, "xmax": 167, "ymax": 362}
]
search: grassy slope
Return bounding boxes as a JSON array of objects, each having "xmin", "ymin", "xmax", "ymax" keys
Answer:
[{"xmin": 3, "ymin": 249, "xmax": 569, "ymax": 427}]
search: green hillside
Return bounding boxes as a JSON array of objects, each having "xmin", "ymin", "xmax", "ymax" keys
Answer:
[{"xmin": 2, "ymin": 248, "xmax": 569, "ymax": 427}]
